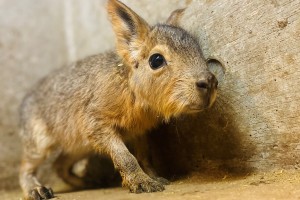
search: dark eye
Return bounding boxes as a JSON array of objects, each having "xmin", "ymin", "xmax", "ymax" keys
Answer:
[{"xmin": 149, "ymin": 53, "xmax": 166, "ymax": 70}]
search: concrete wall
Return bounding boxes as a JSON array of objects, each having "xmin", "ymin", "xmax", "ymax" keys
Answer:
[
  {"xmin": 149, "ymin": 0, "xmax": 300, "ymax": 177},
  {"xmin": 0, "ymin": 0, "xmax": 188, "ymax": 189}
]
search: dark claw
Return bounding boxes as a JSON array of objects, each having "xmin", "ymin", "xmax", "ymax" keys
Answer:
[
  {"xmin": 129, "ymin": 178, "xmax": 165, "ymax": 193},
  {"xmin": 29, "ymin": 190, "xmax": 42, "ymax": 200},
  {"xmin": 28, "ymin": 186, "xmax": 54, "ymax": 200},
  {"xmin": 38, "ymin": 186, "xmax": 54, "ymax": 199}
]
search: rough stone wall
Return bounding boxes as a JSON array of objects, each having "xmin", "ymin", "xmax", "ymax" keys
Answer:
[
  {"xmin": 148, "ymin": 0, "xmax": 300, "ymax": 177},
  {"xmin": 186, "ymin": 0, "xmax": 300, "ymax": 171}
]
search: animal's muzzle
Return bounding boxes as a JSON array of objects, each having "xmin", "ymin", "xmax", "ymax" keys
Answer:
[{"xmin": 195, "ymin": 73, "xmax": 218, "ymax": 108}]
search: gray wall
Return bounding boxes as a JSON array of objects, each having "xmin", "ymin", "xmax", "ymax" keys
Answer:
[{"xmin": 152, "ymin": 0, "xmax": 300, "ymax": 175}]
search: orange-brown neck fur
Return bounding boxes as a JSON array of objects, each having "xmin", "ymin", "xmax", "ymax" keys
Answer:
[{"xmin": 87, "ymin": 54, "xmax": 161, "ymax": 136}]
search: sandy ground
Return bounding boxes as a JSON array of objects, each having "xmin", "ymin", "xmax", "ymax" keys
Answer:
[{"xmin": 2, "ymin": 170, "xmax": 300, "ymax": 200}]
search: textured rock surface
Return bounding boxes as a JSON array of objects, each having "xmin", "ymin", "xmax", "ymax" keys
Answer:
[{"xmin": 153, "ymin": 0, "xmax": 300, "ymax": 173}]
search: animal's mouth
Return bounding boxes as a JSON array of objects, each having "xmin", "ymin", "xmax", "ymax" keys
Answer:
[
  {"xmin": 207, "ymin": 88, "xmax": 217, "ymax": 108},
  {"xmin": 186, "ymin": 108, "xmax": 203, "ymax": 113},
  {"xmin": 185, "ymin": 89, "xmax": 217, "ymax": 114},
  {"xmin": 185, "ymin": 105, "xmax": 205, "ymax": 113}
]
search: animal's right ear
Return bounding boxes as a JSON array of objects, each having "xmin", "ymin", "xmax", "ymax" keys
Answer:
[
  {"xmin": 166, "ymin": 8, "xmax": 186, "ymax": 26},
  {"xmin": 107, "ymin": 0, "xmax": 150, "ymax": 66}
]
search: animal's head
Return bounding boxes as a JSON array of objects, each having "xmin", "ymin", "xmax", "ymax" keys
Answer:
[{"xmin": 107, "ymin": 0, "xmax": 218, "ymax": 119}]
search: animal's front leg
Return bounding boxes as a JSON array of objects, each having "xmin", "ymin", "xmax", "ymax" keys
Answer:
[{"xmin": 89, "ymin": 129, "xmax": 165, "ymax": 193}]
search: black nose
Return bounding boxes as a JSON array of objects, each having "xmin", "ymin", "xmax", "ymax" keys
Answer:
[{"xmin": 196, "ymin": 74, "xmax": 218, "ymax": 90}]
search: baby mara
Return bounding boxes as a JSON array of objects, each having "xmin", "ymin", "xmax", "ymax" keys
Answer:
[{"xmin": 19, "ymin": 0, "xmax": 218, "ymax": 199}]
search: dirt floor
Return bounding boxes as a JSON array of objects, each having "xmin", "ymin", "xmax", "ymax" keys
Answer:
[{"xmin": 2, "ymin": 170, "xmax": 300, "ymax": 200}]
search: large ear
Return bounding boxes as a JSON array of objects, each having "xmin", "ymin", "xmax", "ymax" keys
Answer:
[
  {"xmin": 107, "ymin": 0, "xmax": 150, "ymax": 66},
  {"xmin": 166, "ymin": 8, "xmax": 186, "ymax": 26}
]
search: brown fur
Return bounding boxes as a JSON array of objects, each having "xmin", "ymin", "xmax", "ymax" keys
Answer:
[{"xmin": 19, "ymin": 0, "xmax": 218, "ymax": 199}]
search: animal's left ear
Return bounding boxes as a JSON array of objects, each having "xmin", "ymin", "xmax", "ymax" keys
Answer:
[
  {"xmin": 107, "ymin": 0, "xmax": 150, "ymax": 66},
  {"xmin": 166, "ymin": 8, "xmax": 186, "ymax": 26}
]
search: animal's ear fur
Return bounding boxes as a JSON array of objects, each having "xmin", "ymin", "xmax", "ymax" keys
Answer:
[
  {"xmin": 107, "ymin": 0, "xmax": 150, "ymax": 66},
  {"xmin": 166, "ymin": 8, "xmax": 186, "ymax": 26}
]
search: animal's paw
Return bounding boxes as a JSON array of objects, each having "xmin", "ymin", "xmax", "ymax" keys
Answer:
[
  {"xmin": 125, "ymin": 173, "xmax": 165, "ymax": 193},
  {"xmin": 26, "ymin": 186, "xmax": 54, "ymax": 200},
  {"xmin": 152, "ymin": 176, "xmax": 170, "ymax": 185}
]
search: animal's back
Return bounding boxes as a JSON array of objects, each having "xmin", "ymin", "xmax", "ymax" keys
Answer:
[{"xmin": 20, "ymin": 51, "xmax": 123, "ymax": 151}]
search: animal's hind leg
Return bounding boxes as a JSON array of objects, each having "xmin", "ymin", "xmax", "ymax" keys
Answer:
[
  {"xmin": 20, "ymin": 153, "xmax": 55, "ymax": 200},
  {"xmin": 19, "ymin": 120, "xmax": 56, "ymax": 200},
  {"xmin": 19, "ymin": 144, "xmax": 54, "ymax": 200},
  {"xmin": 54, "ymin": 153, "xmax": 87, "ymax": 189}
]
